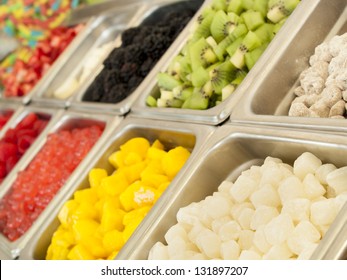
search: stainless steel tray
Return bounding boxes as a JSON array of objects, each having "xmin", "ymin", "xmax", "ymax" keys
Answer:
[
  {"xmin": 18, "ymin": 116, "xmax": 215, "ymax": 259},
  {"xmin": 117, "ymin": 124, "xmax": 347, "ymax": 260},
  {"xmin": 231, "ymin": 0, "xmax": 347, "ymax": 133},
  {"xmin": 69, "ymin": 0, "xmax": 204, "ymax": 115},
  {"xmin": 129, "ymin": 0, "xmax": 305, "ymax": 125},
  {"xmin": 30, "ymin": 4, "xmax": 143, "ymax": 109},
  {"xmin": 0, "ymin": 110, "xmax": 122, "ymax": 259}
]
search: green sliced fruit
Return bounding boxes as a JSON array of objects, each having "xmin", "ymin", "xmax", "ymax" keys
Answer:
[
  {"xmin": 267, "ymin": 0, "xmax": 300, "ymax": 23},
  {"xmin": 191, "ymin": 66, "xmax": 209, "ymax": 87},
  {"xmin": 146, "ymin": 95, "xmax": 157, "ymax": 107},
  {"xmin": 244, "ymin": 42, "xmax": 269, "ymax": 70},
  {"xmin": 241, "ymin": 10, "xmax": 265, "ymax": 31},
  {"xmin": 189, "ymin": 37, "xmax": 218, "ymax": 71},
  {"xmin": 227, "ymin": 0, "xmax": 244, "ymax": 15},
  {"xmin": 157, "ymin": 72, "xmax": 182, "ymax": 90}
]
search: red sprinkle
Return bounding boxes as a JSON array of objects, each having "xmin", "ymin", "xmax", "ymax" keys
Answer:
[{"xmin": 0, "ymin": 124, "xmax": 103, "ymax": 241}]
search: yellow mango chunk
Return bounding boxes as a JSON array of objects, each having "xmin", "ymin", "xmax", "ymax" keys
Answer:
[
  {"xmin": 100, "ymin": 201, "xmax": 125, "ymax": 232},
  {"xmin": 151, "ymin": 139, "xmax": 164, "ymax": 150},
  {"xmin": 109, "ymin": 151, "xmax": 124, "ymax": 169},
  {"xmin": 102, "ymin": 230, "xmax": 124, "ymax": 253},
  {"xmin": 122, "ymin": 161, "xmax": 147, "ymax": 183},
  {"xmin": 89, "ymin": 168, "xmax": 108, "ymax": 189},
  {"xmin": 46, "ymin": 244, "xmax": 69, "ymax": 260},
  {"xmin": 72, "ymin": 219, "xmax": 100, "ymax": 243},
  {"xmin": 107, "ymin": 251, "xmax": 119, "ymax": 260},
  {"xmin": 140, "ymin": 168, "xmax": 169, "ymax": 188},
  {"xmin": 100, "ymin": 172, "xmax": 128, "ymax": 196},
  {"xmin": 123, "ymin": 217, "xmax": 143, "ymax": 243},
  {"xmin": 147, "ymin": 147, "xmax": 167, "ymax": 161},
  {"xmin": 71, "ymin": 202, "xmax": 98, "ymax": 222},
  {"xmin": 67, "ymin": 244, "xmax": 95, "ymax": 260},
  {"xmin": 80, "ymin": 235, "xmax": 109, "ymax": 259},
  {"xmin": 74, "ymin": 188, "xmax": 98, "ymax": 204},
  {"xmin": 124, "ymin": 152, "xmax": 142, "ymax": 166},
  {"xmin": 157, "ymin": 181, "xmax": 170, "ymax": 193},
  {"xmin": 58, "ymin": 200, "xmax": 78, "ymax": 228},
  {"xmin": 120, "ymin": 137, "xmax": 150, "ymax": 159},
  {"xmin": 162, "ymin": 146, "xmax": 190, "ymax": 179},
  {"xmin": 95, "ymin": 196, "xmax": 121, "ymax": 221},
  {"xmin": 123, "ymin": 206, "xmax": 151, "ymax": 226}
]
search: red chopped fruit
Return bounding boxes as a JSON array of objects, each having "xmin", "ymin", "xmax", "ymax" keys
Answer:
[
  {"xmin": 0, "ymin": 112, "xmax": 49, "ymax": 184},
  {"xmin": 0, "ymin": 124, "xmax": 103, "ymax": 241},
  {"xmin": 1, "ymin": 25, "xmax": 83, "ymax": 97},
  {"xmin": 0, "ymin": 111, "xmax": 13, "ymax": 130}
]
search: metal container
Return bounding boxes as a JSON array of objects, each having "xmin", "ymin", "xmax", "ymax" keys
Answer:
[
  {"xmin": 117, "ymin": 124, "xmax": 347, "ymax": 260},
  {"xmin": 231, "ymin": 0, "xmax": 347, "ymax": 133},
  {"xmin": 0, "ymin": 110, "xmax": 122, "ymax": 259},
  {"xmin": 0, "ymin": 106, "xmax": 57, "ymax": 189},
  {"xmin": 30, "ymin": 3, "xmax": 143, "ymax": 109},
  {"xmin": 18, "ymin": 116, "xmax": 215, "ymax": 259},
  {"xmin": 69, "ymin": 0, "xmax": 204, "ymax": 115},
  {"xmin": 129, "ymin": 0, "xmax": 306, "ymax": 125}
]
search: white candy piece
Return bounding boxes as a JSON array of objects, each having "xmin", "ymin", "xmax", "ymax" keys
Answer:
[
  {"xmin": 297, "ymin": 243, "xmax": 319, "ymax": 260},
  {"xmin": 238, "ymin": 230, "xmax": 254, "ymax": 250},
  {"xmin": 250, "ymin": 206, "xmax": 279, "ymax": 230},
  {"xmin": 218, "ymin": 180, "xmax": 234, "ymax": 194},
  {"xmin": 204, "ymin": 195, "xmax": 231, "ymax": 220},
  {"xmin": 239, "ymin": 250, "xmax": 262, "ymax": 260},
  {"xmin": 334, "ymin": 192, "xmax": 347, "ymax": 212},
  {"xmin": 303, "ymin": 173, "xmax": 326, "ymax": 199},
  {"xmin": 176, "ymin": 203, "xmax": 201, "ymax": 227},
  {"xmin": 211, "ymin": 216, "xmax": 232, "ymax": 234},
  {"xmin": 264, "ymin": 156, "xmax": 283, "ymax": 164},
  {"xmin": 168, "ymin": 236, "xmax": 189, "ymax": 258},
  {"xmin": 250, "ymin": 184, "xmax": 281, "ymax": 208},
  {"xmin": 188, "ymin": 223, "xmax": 206, "ymax": 244},
  {"xmin": 315, "ymin": 163, "xmax": 337, "ymax": 185},
  {"xmin": 165, "ymin": 224, "xmax": 188, "ymax": 244},
  {"xmin": 253, "ymin": 225, "xmax": 271, "ymax": 254},
  {"xmin": 230, "ymin": 202, "xmax": 254, "ymax": 221},
  {"xmin": 278, "ymin": 176, "xmax": 306, "ymax": 204},
  {"xmin": 282, "ymin": 198, "xmax": 311, "ymax": 224},
  {"xmin": 195, "ymin": 228, "xmax": 221, "ymax": 259},
  {"xmin": 237, "ymin": 207, "xmax": 255, "ymax": 230},
  {"xmin": 230, "ymin": 174, "xmax": 257, "ymax": 203},
  {"xmin": 218, "ymin": 221, "xmax": 242, "ymax": 242},
  {"xmin": 326, "ymin": 166, "xmax": 347, "ymax": 195},
  {"xmin": 287, "ymin": 221, "xmax": 321, "ymax": 255},
  {"xmin": 148, "ymin": 242, "xmax": 169, "ymax": 260},
  {"xmin": 260, "ymin": 161, "xmax": 283, "ymax": 187},
  {"xmin": 249, "ymin": 165, "xmax": 262, "ymax": 182},
  {"xmin": 220, "ymin": 240, "xmax": 240, "ymax": 260},
  {"xmin": 263, "ymin": 243, "xmax": 293, "ymax": 260},
  {"xmin": 310, "ymin": 199, "xmax": 338, "ymax": 226},
  {"xmin": 293, "ymin": 152, "xmax": 322, "ymax": 180},
  {"xmin": 264, "ymin": 214, "xmax": 295, "ymax": 245}
]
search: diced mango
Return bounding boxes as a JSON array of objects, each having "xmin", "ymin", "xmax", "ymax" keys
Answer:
[
  {"xmin": 80, "ymin": 235, "xmax": 109, "ymax": 259},
  {"xmin": 89, "ymin": 168, "xmax": 108, "ymax": 189},
  {"xmin": 120, "ymin": 181, "xmax": 156, "ymax": 211},
  {"xmin": 100, "ymin": 172, "xmax": 128, "ymax": 196},
  {"xmin": 107, "ymin": 250, "xmax": 119, "ymax": 260},
  {"xmin": 124, "ymin": 152, "xmax": 143, "ymax": 166},
  {"xmin": 102, "ymin": 230, "xmax": 124, "ymax": 253},
  {"xmin": 74, "ymin": 188, "xmax": 99, "ymax": 204},
  {"xmin": 123, "ymin": 217, "xmax": 143, "ymax": 242},
  {"xmin": 123, "ymin": 207, "xmax": 151, "ymax": 226},
  {"xmin": 151, "ymin": 139, "xmax": 164, "ymax": 150},
  {"xmin": 72, "ymin": 219, "xmax": 100, "ymax": 242},
  {"xmin": 100, "ymin": 202, "xmax": 125, "ymax": 232},
  {"xmin": 46, "ymin": 244, "xmax": 69, "ymax": 260},
  {"xmin": 58, "ymin": 200, "xmax": 78, "ymax": 228},
  {"xmin": 67, "ymin": 244, "xmax": 95, "ymax": 260},
  {"xmin": 120, "ymin": 137, "xmax": 150, "ymax": 159},
  {"xmin": 122, "ymin": 161, "xmax": 147, "ymax": 183},
  {"xmin": 162, "ymin": 146, "xmax": 190, "ymax": 179},
  {"xmin": 71, "ymin": 202, "xmax": 98, "ymax": 222},
  {"xmin": 147, "ymin": 147, "xmax": 167, "ymax": 161},
  {"xmin": 109, "ymin": 151, "xmax": 124, "ymax": 169},
  {"xmin": 140, "ymin": 168, "xmax": 169, "ymax": 188}
]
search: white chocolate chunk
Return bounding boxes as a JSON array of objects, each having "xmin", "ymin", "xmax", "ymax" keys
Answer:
[
  {"xmin": 263, "ymin": 243, "xmax": 293, "ymax": 260},
  {"xmin": 250, "ymin": 206, "xmax": 279, "ymax": 230},
  {"xmin": 303, "ymin": 173, "xmax": 326, "ymax": 199},
  {"xmin": 278, "ymin": 176, "xmax": 306, "ymax": 204},
  {"xmin": 195, "ymin": 228, "xmax": 221, "ymax": 259},
  {"xmin": 238, "ymin": 230, "xmax": 254, "ymax": 250},
  {"xmin": 326, "ymin": 166, "xmax": 347, "ymax": 195},
  {"xmin": 250, "ymin": 184, "xmax": 281, "ymax": 208},
  {"xmin": 310, "ymin": 199, "xmax": 338, "ymax": 226},
  {"xmin": 220, "ymin": 240, "xmax": 240, "ymax": 260},
  {"xmin": 239, "ymin": 250, "xmax": 262, "ymax": 260},
  {"xmin": 253, "ymin": 225, "xmax": 271, "ymax": 254},
  {"xmin": 282, "ymin": 198, "xmax": 311, "ymax": 224},
  {"xmin": 229, "ymin": 174, "xmax": 257, "ymax": 202},
  {"xmin": 148, "ymin": 242, "xmax": 169, "ymax": 260},
  {"xmin": 218, "ymin": 221, "xmax": 242, "ymax": 242},
  {"xmin": 293, "ymin": 152, "xmax": 322, "ymax": 180},
  {"xmin": 264, "ymin": 214, "xmax": 295, "ymax": 245}
]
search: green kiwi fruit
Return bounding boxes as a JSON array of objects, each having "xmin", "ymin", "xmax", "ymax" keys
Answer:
[
  {"xmin": 189, "ymin": 37, "xmax": 218, "ymax": 71},
  {"xmin": 157, "ymin": 72, "xmax": 182, "ymax": 91},
  {"xmin": 210, "ymin": 10, "xmax": 240, "ymax": 43},
  {"xmin": 241, "ymin": 10, "xmax": 265, "ymax": 31},
  {"xmin": 227, "ymin": 0, "xmax": 244, "ymax": 15},
  {"xmin": 267, "ymin": 0, "xmax": 300, "ymax": 23},
  {"xmin": 209, "ymin": 60, "xmax": 236, "ymax": 94}
]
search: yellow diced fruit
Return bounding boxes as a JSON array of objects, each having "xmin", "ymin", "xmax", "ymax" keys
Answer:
[
  {"xmin": 124, "ymin": 152, "xmax": 142, "ymax": 166},
  {"xmin": 108, "ymin": 151, "xmax": 124, "ymax": 169},
  {"xmin": 151, "ymin": 139, "xmax": 164, "ymax": 150},
  {"xmin": 157, "ymin": 181, "xmax": 170, "ymax": 193},
  {"xmin": 95, "ymin": 196, "xmax": 121, "ymax": 221},
  {"xmin": 100, "ymin": 172, "xmax": 129, "ymax": 196},
  {"xmin": 162, "ymin": 146, "xmax": 190, "ymax": 179},
  {"xmin": 46, "ymin": 244, "xmax": 69, "ymax": 260},
  {"xmin": 89, "ymin": 168, "xmax": 108, "ymax": 189},
  {"xmin": 80, "ymin": 235, "xmax": 109, "ymax": 259},
  {"xmin": 58, "ymin": 200, "xmax": 78, "ymax": 228},
  {"xmin": 122, "ymin": 161, "xmax": 147, "ymax": 183},
  {"xmin": 67, "ymin": 244, "xmax": 95, "ymax": 260},
  {"xmin": 101, "ymin": 202, "xmax": 125, "ymax": 232},
  {"xmin": 107, "ymin": 251, "xmax": 119, "ymax": 260},
  {"xmin": 120, "ymin": 137, "xmax": 150, "ymax": 159},
  {"xmin": 122, "ymin": 218, "xmax": 143, "ymax": 242},
  {"xmin": 51, "ymin": 227, "xmax": 75, "ymax": 248},
  {"xmin": 102, "ymin": 230, "xmax": 124, "ymax": 253},
  {"xmin": 72, "ymin": 219, "xmax": 100, "ymax": 242},
  {"xmin": 71, "ymin": 202, "xmax": 98, "ymax": 222},
  {"xmin": 123, "ymin": 206, "xmax": 151, "ymax": 226},
  {"xmin": 74, "ymin": 188, "xmax": 99, "ymax": 204},
  {"xmin": 140, "ymin": 168, "xmax": 169, "ymax": 188},
  {"xmin": 120, "ymin": 181, "xmax": 156, "ymax": 211},
  {"xmin": 147, "ymin": 147, "xmax": 167, "ymax": 161}
]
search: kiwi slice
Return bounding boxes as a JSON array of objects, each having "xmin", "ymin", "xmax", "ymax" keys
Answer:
[
  {"xmin": 211, "ymin": 0, "xmax": 227, "ymax": 11},
  {"xmin": 157, "ymin": 97, "xmax": 183, "ymax": 108},
  {"xmin": 157, "ymin": 72, "xmax": 182, "ymax": 91},
  {"xmin": 191, "ymin": 66, "xmax": 209, "ymax": 87},
  {"xmin": 242, "ymin": 0, "xmax": 255, "ymax": 10},
  {"xmin": 182, "ymin": 87, "xmax": 210, "ymax": 110},
  {"xmin": 172, "ymin": 85, "xmax": 193, "ymax": 101},
  {"xmin": 221, "ymin": 70, "xmax": 247, "ymax": 100},
  {"xmin": 267, "ymin": 0, "xmax": 300, "ymax": 23},
  {"xmin": 209, "ymin": 60, "xmax": 236, "ymax": 94},
  {"xmin": 244, "ymin": 42, "xmax": 269, "ymax": 70},
  {"xmin": 227, "ymin": 0, "xmax": 244, "ymax": 15},
  {"xmin": 273, "ymin": 17, "xmax": 288, "ymax": 34},
  {"xmin": 213, "ymin": 23, "xmax": 248, "ymax": 60},
  {"xmin": 229, "ymin": 31, "xmax": 262, "ymax": 69},
  {"xmin": 189, "ymin": 37, "xmax": 218, "ymax": 71},
  {"xmin": 241, "ymin": 10, "xmax": 265, "ymax": 31},
  {"xmin": 226, "ymin": 36, "xmax": 244, "ymax": 57},
  {"xmin": 167, "ymin": 55, "xmax": 192, "ymax": 82},
  {"xmin": 191, "ymin": 9, "xmax": 216, "ymax": 42},
  {"xmin": 254, "ymin": 23, "xmax": 275, "ymax": 43},
  {"xmin": 253, "ymin": 0, "xmax": 270, "ymax": 17},
  {"xmin": 210, "ymin": 10, "xmax": 240, "ymax": 43},
  {"xmin": 146, "ymin": 95, "xmax": 157, "ymax": 107}
]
